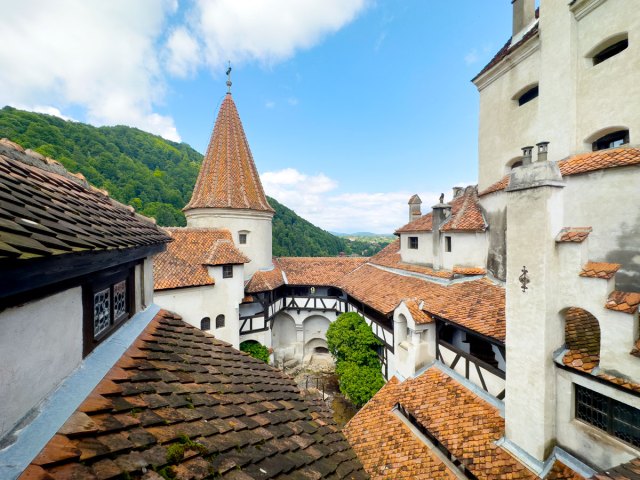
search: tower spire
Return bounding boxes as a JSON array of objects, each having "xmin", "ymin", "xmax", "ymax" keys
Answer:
[{"xmin": 226, "ymin": 61, "xmax": 232, "ymax": 94}]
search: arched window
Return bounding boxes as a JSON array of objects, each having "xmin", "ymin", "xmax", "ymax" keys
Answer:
[
  {"xmin": 516, "ymin": 84, "xmax": 539, "ymax": 106},
  {"xmin": 592, "ymin": 129, "xmax": 629, "ymax": 151},
  {"xmin": 216, "ymin": 314, "xmax": 225, "ymax": 329},
  {"xmin": 590, "ymin": 35, "xmax": 628, "ymax": 65},
  {"xmin": 200, "ymin": 317, "xmax": 210, "ymax": 330},
  {"xmin": 563, "ymin": 307, "xmax": 600, "ymax": 372}
]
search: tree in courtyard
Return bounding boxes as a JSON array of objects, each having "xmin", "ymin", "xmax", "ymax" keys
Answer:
[{"xmin": 326, "ymin": 312, "xmax": 384, "ymax": 407}]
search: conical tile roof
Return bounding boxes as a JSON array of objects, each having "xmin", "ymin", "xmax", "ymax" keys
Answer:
[{"xmin": 185, "ymin": 93, "xmax": 274, "ymax": 213}]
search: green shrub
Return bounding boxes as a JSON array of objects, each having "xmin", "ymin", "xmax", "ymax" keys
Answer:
[
  {"xmin": 240, "ymin": 341, "xmax": 270, "ymax": 363},
  {"xmin": 326, "ymin": 312, "xmax": 384, "ymax": 407}
]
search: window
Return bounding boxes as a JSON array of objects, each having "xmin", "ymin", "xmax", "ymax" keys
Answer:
[
  {"xmin": 201, "ymin": 317, "xmax": 211, "ymax": 330},
  {"xmin": 83, "ymin": 266, "xmax": 134, "ymax": 356},
  {"xmin": 593, "ymin": 38, "xmax": 628, "ymax": 65},
  {"xmin": 445, "ymin": 236, "xmax": 452, "ymax": 252},
  {"xmin": 222, "ymin": 265, "xmax": 233, "ymax": 278},
  {"xmin": 575, "ymin": 384, "xmax": 640, "ymax": 447},
  {"xmin": 239, "ymin": 233, "xmax": 247, "ymax": 244},
  {"xmin": 467, "ymin": 335, "xmax": 498, "ymax": 367},
  {"xmin": 517, "ymin": 85, "xmax": 539, "ymax": 106},
  {"xmin": 408, "ymin": 236, "xmax": 418, "ymax": 249},
  {"xmin": 592, "ymin": 130, "xmax": 629, "ymax": 151},
  {"xmin": 216, "ymin": 314, "xmax": 225, "ymax": 329}
]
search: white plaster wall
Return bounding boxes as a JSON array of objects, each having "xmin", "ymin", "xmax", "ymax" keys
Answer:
[
  {"xmin": 154, "ymin": 264, "xmax": 244, "ymax": 348},
  {"xmin": 185, "ymin": 208, "xmax": 273, "ymax": 279},
  {"xmin": 392, "ymin": 303, "xmax": 435, "ymax": 379},
  {"xmin": 438, "ymin": 345, "xmax": 505, "ymax": 398},
  {"xmin": 556, "ymin": 369, "xmax": 640, "ymax": 468},
  {"xmin": 399, "ymin": 232, "xmax": 433, "ymax": 265},
  {"xmin": 302, "ymin": 315, "xmax": 331, "ymax": 356},
  {"xmin": 476, "ymin": 45, "xmax": 542, "ymax": 191},
  {"xmin": 575, "ymin": 0, "xmax": 640, "ymax": 152},
  {"xmin": 271, "ymin": 313, "xmax": 300, "ymax": 362},
  {"xmin": 441, "ymin": 232, "xmax": 488, "ymax": 270},
  {"xmin": 0, "ymin": 288, "xmax": 82, "ymax": 439}
]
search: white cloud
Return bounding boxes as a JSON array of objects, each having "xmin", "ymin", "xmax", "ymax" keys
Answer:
[
  {"xmin": 165, "ymin": 27, "xmax": 202, "ymax": 78},
  {"xmin": 0, "ymin": 0, "xmax": 180, "ymax": 141},
  {"xmin": 261, "ymin": 168, "xmax": 442, "ymax": 233},
  {"xmin": 177, "ymin": 0, "xmax": 369, "ymax": 72},
  {"xmin": 12, "ymin": 104, "xmax": 75, "ymax": 122}
]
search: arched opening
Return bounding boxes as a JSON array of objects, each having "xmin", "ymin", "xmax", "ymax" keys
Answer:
[
  {"xmin": 505, "ymin": 156, "xmax": 524, "ymax": 174},
  {"xmin": 303, "ymin": 315, "xmax": 331, "ymax": 357},
  {"xmin": 215, "ymin": 314, "xmax": 225, "ymax": 329},
  {"xmin": 304, "ymin": 337, "xmax": 330, "ymax": 357},
  {"xmin": 512, "ymin": 83, "xmax": 539, "ymax": 107},
  {"xmin": 271, "ymin": 313, "xmax": 296, "ymax": 348},
  {"xmin": 200, "ymin": 317, "xmax": 210, "ymax": 330},
  {"xmin": 587, "ymin": 33, "xmax": 628, "ymax": 66},
  {"xmin": 314, "ymin": 346, "xmax": 330, "ymax": 354},
  {"xmin": 562, "ymin": 307, "xmax": 601, "ymax": 373}
]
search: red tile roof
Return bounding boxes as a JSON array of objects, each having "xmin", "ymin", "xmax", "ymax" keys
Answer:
[
  {"xmin": 345, "ymin": 367, "xmax": 574, "ymax": 479},
  {"xmin": 184, "ymin": 95, "xmax": 274, "ymax": 213},
  {"xmin": 154, "ymin": 228, "xmax": 237, "ymax": 290},
  {"xmin": 579, "ymin": 262, "xmax": 621, "ymax": 280},
  {"xmin": 0, "ymin": 139, "xmax": 170, "ymax": 260},
  {"xmin": 21, "ymin": 310, "xmax": 367, "ymax": 479},
  {"xmin": 339, "ymin": 264, "xmax": 505, "ymax": 341},
  {"xmin": 368, "ymin": 240, "xmax": 454, "ymax": 280},
  {"xmin": 592, "ymin": 458, "xmax": 640, "ymax": 480},
  {"xmin": 396, "ymin": 186, "xmax": 485, "ymax": 234},
  {"xmin": 562, "ymin": 308, "xmax": 601, "ymax": 373},
  {"xmin": 605, "ymin": 291, "xmax": 640, "ymax": 314},
  {"xmin": 453, "ymin": 266, "xmax": 487, "ymax": 276},
  {"xmin": 275, "ymin": 257, "xmax": 368, "ymax": 287},
  {"xmin": 245, "ymin": 265, "xmax": 285, "ymax": 293},
  {"xmin": 556, "ymin": 227, "xmax": 592, "ymax": 243},
  {"xmin": 479, "ymin": 147, "xmax": 640, "ymax": 197},
  {"xmin": 205, "ymin": 239, "xmax": 250, "ymax": 266}
]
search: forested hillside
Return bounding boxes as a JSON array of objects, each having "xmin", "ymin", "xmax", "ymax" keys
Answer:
[{"xmin": 0, "ymin": 107, "xmax": 389, "ymax": 256}]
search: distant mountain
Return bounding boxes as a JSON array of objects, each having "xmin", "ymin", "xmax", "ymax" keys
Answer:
[{"xmin": 0, "ymin": 107, "xmax": 389, "ymax": 257}]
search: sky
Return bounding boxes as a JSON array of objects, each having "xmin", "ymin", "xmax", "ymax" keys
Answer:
[{"xmin": 0, "ymin": 1, "xmax": 513, "ymax": 233}]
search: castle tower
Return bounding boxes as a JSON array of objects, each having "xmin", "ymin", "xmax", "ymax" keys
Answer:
[{"xmin": 184, "ymin": 89, "xmax": 274, "ymax": 279}]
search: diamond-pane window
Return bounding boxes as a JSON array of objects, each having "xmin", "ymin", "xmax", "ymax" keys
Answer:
[
  {"xmin": 93, "ymin": 288, "xmax": 111, "ymax": 337},
  {"xmin": 113, "ymin": 280, "xmax": 127, "ymax": 321}
]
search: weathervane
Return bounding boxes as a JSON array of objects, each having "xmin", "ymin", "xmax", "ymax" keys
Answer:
[{"xmin": 226, "ymin": 61, "xmax": 232, "ymax": 93}]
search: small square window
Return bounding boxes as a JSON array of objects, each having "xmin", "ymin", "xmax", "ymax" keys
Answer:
[
  {"xmin": 239, "ymin": 233, "xmax": 247, "ymax": 244},
  {"xmin": 216, "ymin": 314, "xmax": 225, "ymax": 328},
  {"xmin": 445, "ymin": 236, "xmax": 452, "ymax": 252},
  {"xmin": 222, "ymin": 265, "xmax": 233, "ymax": 278},
  {"xmin": 408, "ymin": 237, "xmax": 418, "ymax": 249}
]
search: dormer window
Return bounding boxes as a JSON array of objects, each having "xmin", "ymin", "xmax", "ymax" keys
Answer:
[
  {"xmin": 517, "ymin": 85, "xmax": 539, "ymax": 106},
  {"xmin": 592, "ymin": 129, "xmax": 629, "ymax": 151},
  {"xmin": 222, "ymin": 265, "xmax": 233, "ymax": 278},
  {"xmin": 408, "ymin": 237, "xmax": 418, "ymax": 249},
  {"xmin": 592, "ymin": 37, "xmax": 628, "ymax": 65}
]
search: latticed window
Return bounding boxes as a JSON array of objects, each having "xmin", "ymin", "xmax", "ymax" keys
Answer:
[
  {"xmin": 216, "ymin": 314, "xmax": 225, "ymax": 329},
  {"xmin": 92, "ymin": 279, "xmax": 130, "ymax": 339},
  {"xmin": 222, "ymin": 265, "xmax": 233, "ymax": 278},
  {"xmin": 408, "ymin": 237, "xmax": 418, "ymax": 249},
  {"xmin": 575, "ymin": 384, "xmax": 640, "ymax": 447},
  {"xmin": 201, "ymin": 317, "xmax": 211, "ymax": 330}
]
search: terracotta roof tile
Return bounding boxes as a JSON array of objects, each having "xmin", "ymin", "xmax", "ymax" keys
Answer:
[
  {"xmin": 605, "ymin": 291, "xmax": 640, "ymax": 314},
  {"xmin": 245, "ymin": 265, "xmax": 285, "ymax": 293},
  {"xmin": 275, "ymin": 257, "xmax": 367, "ymax": 287},
  {"xmin": 479, "ymin": 147, "xmax": 640, "ymax": 197},
  {"xmin": 579, "ymin": 262, "xmax": 621, "ymax": 280},
  {"xmin": 184, "ymin": 95, "xmax": 274, "ymax": 213},
  {"xmin": 21, "ymin": 310, "xmax": 367, "ymax": 479},
  {"xmin": 562, "ymin": 308, "xmax": 601, "ymax": 374},
  {"xmin": 153, "ymin": 228, "xmax": 235, "ymax": 290},
  {"xmin": 402, "ymin": 299, "xmax": 433, "ymax": 324},
  {"xmin": 453, "ymin": 266, "xmax": 487, "ymax": 276},
  {"xmin": 339, "ymin": 264, "xmax": 505, "ymax": 340},
  {"xmin": 343, "ymin": 378, "xmax": 457, "ymax": 479},
  {"xmin": 547, "ymin": 460, "xmax": 586, "ymax": 480},
  {"xmin": 592, "ymin": 457, "xmax": 640, "ymax": 480},
  {"xmin": 205, "ymin": 239, "xmax": 250, "ymax": 265},
  {"xmin": 0, "ymin": 139, "xmax": 170, "ymax": 261},
  {"xmin": 368, "ymin": 240, "xmax": 454, "ymax": 279},
  {"xmin": 396, "ymin": 186, "xmax": 485, "ymax": 234},
  {"xmin": 556, "ymin": 227, "xmax": 592, "ymax": 243},
  {"xmin": 346, "ymin": 367, "xmax": 549, "ymax": 479}
]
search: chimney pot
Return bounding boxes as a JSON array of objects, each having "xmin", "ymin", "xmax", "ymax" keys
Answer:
[
  {"xmin": 522, "ymin": 146, "xmax": 534, "ymax": 165},
  {"xmin": 536, "ymin": 141, "xmax": 549, "ymax": 162}
]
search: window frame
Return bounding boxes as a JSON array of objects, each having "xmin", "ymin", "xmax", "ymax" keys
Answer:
[
  {"xmin": 222, "ymin": 264, "xmax": 233, "ymax": 278},
  {"xmin": 408, "ymin": 236, "xmax": 419, "ymax": 249},
  {"xmin": 239, "ymin": 233, "xmax": 247, "ymax": 245},
  {"xmin": 592, "ymin": 38, "xmax": 628, "ymax": 66},
  {"xmin": 575, "ymin": 384, "xmax": 640, "ymax": 448},
  {"xmin": 445, "ymin": 236, "xmax": 452, "ymax": 253},
  {"xmin": 216, "ymin": 314, "xmax": 225, "ymax": 329},
  {"xmin": 82, "ymin": 263, "xmax": 136, "ymax": 357},
  {"xmin": 517, "ymin": 85, "xmax": 539, "ymax": 106},
  {"xmin": 592, "ymin": 130, "xmax": 629, "ymax": 151},
  {"xmin": 201, "ymin": 317, "xmax": 211, "ymax": 330}
]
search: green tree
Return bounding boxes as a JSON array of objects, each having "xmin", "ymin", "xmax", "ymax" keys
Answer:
[
  {"xmin": 240, "ymin": 340, "xmax": 270, "ymax": 363},
  {"xmin": 326, "ymin": 312, "xmax": 384, "ymax": 407}
]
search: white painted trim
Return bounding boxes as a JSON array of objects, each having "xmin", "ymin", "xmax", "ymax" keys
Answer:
[
  {"xmin": 570, "ymin": 0, "xmax": 608, "ymax": 20},
  {"xmin": 474, "ymin": 35, "xmax": 541, "ymax": 91}
]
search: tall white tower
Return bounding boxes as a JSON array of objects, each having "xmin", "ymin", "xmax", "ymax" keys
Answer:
[{"xmin": 184, "ymin": 88, "xmax": 274, "ymax": 279}]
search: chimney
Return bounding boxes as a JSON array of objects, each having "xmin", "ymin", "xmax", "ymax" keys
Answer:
[
  {"xmin": 536, "ymin": 141, "xmax": 549, "ymax": 162},
  {"xmin": 408, "ymin": 194, "xmax": 422, "ymax": 222},
  {"xmin": 512, "ymin": 0, "xmax": 535, "ymax": 37},
  {"xmin": 522, "ymin": 146, "xmax": 533, "ymax": 165},
  {"xmin": 431, "ymin": 196, "xmax": 452, "ymax": 270},
  {"xmin": 452, "ymin": 187, "xmax": 464, "ymax": 198}
]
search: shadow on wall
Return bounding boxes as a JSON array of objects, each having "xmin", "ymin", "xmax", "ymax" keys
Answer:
[{"xmin": 607, "ymin": 209, "xmax": 640, "ymax": 292}]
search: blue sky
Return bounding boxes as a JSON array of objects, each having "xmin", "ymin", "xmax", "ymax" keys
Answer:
[{"xmin": 0, "ymin": 1, "xmax": 512, "ymax": 233}]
